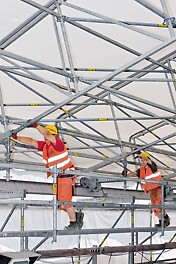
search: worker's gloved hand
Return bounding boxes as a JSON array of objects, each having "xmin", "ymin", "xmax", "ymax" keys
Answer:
[
  {"xmin": 122, "ymin": 169, "xmax": 127, "ymax": 176},
  {"xmin": 26, "ymin": 119, "xmax": 38, "ymax": 128},
  {"xmin": 133, "ymin": 149, "xmax": 141, "ymax": 159},
  {"xmin": 134, "ymin": 148, "xmax": 141, "ymax": 155},
  {"xmin": 11, "ymin": 133, "xmax": 18, "ymax": 140},
  {"xmin": 31, "ymin": 123, "xmax": 38, "ymax": 128}
]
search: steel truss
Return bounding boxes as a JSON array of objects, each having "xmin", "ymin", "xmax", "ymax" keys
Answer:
[{"xmin": 0, "ymin": 0, "xmax": 176, "ymax": 263}]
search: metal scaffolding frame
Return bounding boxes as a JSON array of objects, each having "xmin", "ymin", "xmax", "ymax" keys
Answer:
[
  {"xmin": 0, "ymin": 0, "xmax": 176, "ymax": 263},
  {"xmin": 0, "ymin": 168, "xmax": 176, "ymax": 263}
]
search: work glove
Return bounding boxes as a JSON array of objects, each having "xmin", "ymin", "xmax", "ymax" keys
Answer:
[
  {"xmin": 11, "ymin": 132, "xmax": 18, "ymax": 140},
  {"xmin": 133, "ymin": 148, "xmax": 141, "ymax": 155},
  {"xmin": 133, "ymin": 148, "xmax": 141, "ymax": 159},
  {"xmin": 122, "ymin": 169, "xmax": 127, "ymax": 177},
  {"xmin": 26, "ymin": 119, "xmax": 38, "ymax": 128}
]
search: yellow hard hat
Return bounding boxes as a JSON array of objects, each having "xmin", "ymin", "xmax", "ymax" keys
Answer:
[
  {"xmin": 45, "ymin": 125, "xmax": 58, "ymax": 135},
  {"xmin": 139, "ymin": 151, "xmax": 151, "ymax": 159}
]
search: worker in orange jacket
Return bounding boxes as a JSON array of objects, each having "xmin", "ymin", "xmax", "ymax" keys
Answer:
[
  {"xmin": 12, "ymin": 123, "xmax": 84, "ymax": 231},
  {"xmin": 124, "ymin": 151, "xmax": 170, "ymax": 228}
]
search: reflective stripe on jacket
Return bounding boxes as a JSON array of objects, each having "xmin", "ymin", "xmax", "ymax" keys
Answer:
[
  {"xmin": 42, "ymin": 143, "xmax": 74, "ymax": 177},
  {"xmin": 139, "ymin": 166, "xmax": 161, "ymax": 192}
]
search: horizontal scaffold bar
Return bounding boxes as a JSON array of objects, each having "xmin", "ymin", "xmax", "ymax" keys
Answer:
[
  {"xmin": 36, "ymin": 241, "xmax": 176, "ymax": 257},
  {"xmin": 0, "ymin": 226, "xmax": 176, "ymax": 238}
]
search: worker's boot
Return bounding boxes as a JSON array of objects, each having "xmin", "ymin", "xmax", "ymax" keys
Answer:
[
  {"xmin": 76, "ymin": 211, "xmax": 84, "ymax": 229},
  {"xmin": 155, "ymin": 214, "xmax": 170, "ymax": 228},
  {"xmin": 64, "ymin": 221, "xmax": 79, "ymax": 231},
  {"xmin": 164, "ymin": 214, "xmax": 170, "ymax": 227},
  {"xmin": 155, "ymin": 220, "xmax": 162, "ymax": 228}
]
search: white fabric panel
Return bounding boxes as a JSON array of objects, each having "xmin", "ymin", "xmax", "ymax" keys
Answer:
[{"xmin": 0, "ymin": 169, "xmax": 52, "ymax": 183}]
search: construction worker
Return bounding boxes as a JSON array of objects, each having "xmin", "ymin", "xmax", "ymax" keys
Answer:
[
  {"xmin": 12, "ymin": 123, "xmax": 84, "ymax": 231},
  {"xmin": 123, "ymin": 151, "xmax": 170, "ymax": 228}
]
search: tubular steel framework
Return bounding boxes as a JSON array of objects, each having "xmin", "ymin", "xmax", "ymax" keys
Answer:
[{"xmin": 0, "ymin": 0, "xmax": 176, "ymax": 263}]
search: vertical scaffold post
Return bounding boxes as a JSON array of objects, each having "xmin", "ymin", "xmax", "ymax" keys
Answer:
[
  {"xmin": 150, "ymin": 208, "xmax": 153, "ymax": 262},
  {"xmin": 5, "ymin": 137, "xmax": 11, "ymax": 181},
  {"xmin": 20, "ymin": 197, "xmax": 25, "ymax": 251},
  {"xmin": 161, "ymin": 178, "xmax": 165, "ymax": 236},
  {"xmin": 129, "ymin": 196, "xmax": 135, "ymax": 264},
  {"xmin": 52, "ymin": 165, "xmax": 58, "ymax": 243},
  {"xmin": 92, "ymin": 245, "xmax": 97, "ymax": 264}
]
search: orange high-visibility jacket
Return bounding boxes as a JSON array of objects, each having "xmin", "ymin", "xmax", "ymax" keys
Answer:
[
  {"xmin": 42, "ymin": 143, "xmax": 74, "ymax": 177},
  {"xmin": 139, "ymin": 166, "xmax": 162, "ymax": 192}
]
